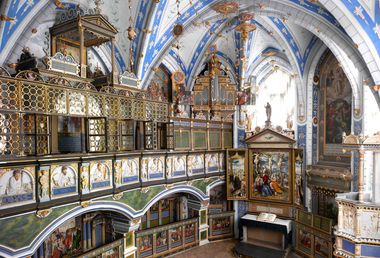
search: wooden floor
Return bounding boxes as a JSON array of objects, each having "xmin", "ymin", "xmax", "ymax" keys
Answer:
[{"xmin": 169, "ymin": 240, "xmax": 302, "ymax": 258}]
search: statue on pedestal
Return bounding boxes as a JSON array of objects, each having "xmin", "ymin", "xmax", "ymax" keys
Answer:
[{"xmin": 265, "ymin": 102, "xmax": 271, "ymax": 127}]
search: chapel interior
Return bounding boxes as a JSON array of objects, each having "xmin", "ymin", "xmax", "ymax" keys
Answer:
[{"xmin": 0, "ymin": 1, "xmax": 379, "ymax": 258}]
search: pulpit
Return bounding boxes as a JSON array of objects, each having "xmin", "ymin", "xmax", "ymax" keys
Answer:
[{"xmin": 241, "ymin": 214, "xmax": 292, "ymax": 250}]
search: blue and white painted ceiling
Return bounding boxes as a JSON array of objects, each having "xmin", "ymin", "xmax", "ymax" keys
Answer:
[{"xmin": 0, "ymin": 0, "xmax": 379, "ymax": 90}]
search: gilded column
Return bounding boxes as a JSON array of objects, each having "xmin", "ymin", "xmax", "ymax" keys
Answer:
[{"xmin": 358, "ymin": 148, "xmax": 365, "ymax": 202}]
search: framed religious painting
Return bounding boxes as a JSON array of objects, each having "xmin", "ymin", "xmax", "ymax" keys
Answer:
[
  {"xmin": 249, "ymin": 149, "xmax": 292, "ymax": 204},
  {"xmin": 226, "ymin": 149, "xmax": 248, "ymax": 200}
]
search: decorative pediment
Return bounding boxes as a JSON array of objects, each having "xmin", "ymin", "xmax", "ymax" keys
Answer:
[
  {"xmin": 81, "ymin": 15, "xmax": 118, "ymax": 34},
  {"xmin": 245, "ymin": 128, "xmax": 295, "ymax": 147}
]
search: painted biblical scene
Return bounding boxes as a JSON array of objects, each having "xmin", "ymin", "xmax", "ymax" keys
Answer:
[
  {"xmin": 187, "ymin": 154, "xmax": 204, "ymax": 176},
  {"xmin": 170, "ymin": 226, "xmax": 182, "ymax": 248},
  {"xmin": 297, "ymin": 228, "xmax": 312, "ymax": 255},
  {"xmin": 294, "ymin": 149, "xmax": 304, "ymax": 207},
  {"xmin": 211, "ymin": 217, "xmax": 231, "ymax": 236},
  {"xmin": 315, "ymin": 236, "xmax": 330, "ymax": 258},
  {"xmin": 90, "ymin": 160, "xmax": 112, "ymax": 190},
  {"xmin": 184, "ymin": 223, "xmax": 196, "ymax": 244},
  {"xmin": 51, "ymin": 165, "xmax": 77, "ymax": 197},
  {"xmin": 251, "ymin": 151, "xmax": 291, "ymax": 203},
  {"xmin": 205, "ymin": 153, "xmax": 219, "ymax": 173},
  {"xmin": 138, "ymin": 235, "xmax": 153, "ymax": 257},
  {"xmin": 227, "ymin": 150, "xmax": 247, "ymax": 200},
  {"xmin": 0, "ymin": 167, "xmax": 34, "ymax": 207},
  {"xmin": 155, "ymin": 231, "xmax": 168, "ymax": 253},
  {"xmin": 43, "ymin": 218, "xmax": 82, "ymax": 257},
  {"xmin": 121, "ymin": 158, "xmax": 139, "ymax": 184},
  {"xmin": 321, "ymin": 53, "xmax": 352, "ymax": 144}
]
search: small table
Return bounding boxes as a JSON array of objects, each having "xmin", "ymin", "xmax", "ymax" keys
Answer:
[{"xmin": 241, "ymin": 214, "xmax": 292, "ymax": 250}]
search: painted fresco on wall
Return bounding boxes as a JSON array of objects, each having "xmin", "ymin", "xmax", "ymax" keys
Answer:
[
  {"xmin": 51, "ymin": 164, "xmax": 77, "ymax": 197},
  {"xmin": 0, "ymin": 167, "xmax": 34, "ymax": 207},
  {"xmin": 294, "ymin": 149, "xmax": 304, "ymax": 207},
  {"xmin": 80, "ymin": 163, "xmax": 90, "ymax": 194},
  {"xmin": 205, "ymin": 153, "xmax": 219, "ymax": 173},
  {"xmin": 323, "ymin": 58, "xmax": 352, "ymax": 144},
  {"xmin": 90, "ymin": 160, "xmax": 112, "ymax": 190},
  {"xmin": 142, "ymin": 157, "xmax": 165, "ymax": 181},
  {"xmin": 103, "ymin": 246, "xmax": 120, "ymax": 258},
  {"xmin": 44, "ymin": 218, "xmax": 82, "ymax": 258},
  {"xmin": 250, "ymin": 150, "xmax": 291, "ymax": 203},
  {"xmin": 226, "ymin": 150, "xmax": 247, "ymax": 200},
  {"xmin": 187, "ymin": 154, "xmax": 204, "ymax": 176}
]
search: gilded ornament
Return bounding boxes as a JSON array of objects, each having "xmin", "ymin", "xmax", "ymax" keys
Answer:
[
  {"xmin": 212, "ymin": 2, "xmax": 239, "ymax": 15},
  {"xmin": 81, "ymin": 200, "xmax": 92, "ymax": 207},
  {"xmin": 113, "ymin": 192, "xmax": 123, "ymax": 200},
  {"xmin": 36, "ymin": 209, "xmax": 52, "ymax": 218}
]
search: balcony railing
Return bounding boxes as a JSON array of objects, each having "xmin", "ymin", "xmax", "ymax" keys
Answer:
[{"xmin": 0, "ymin": 150, "xmax": 226, "ymax": 217}]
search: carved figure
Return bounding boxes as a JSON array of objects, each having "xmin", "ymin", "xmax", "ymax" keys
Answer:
[{"xmin": 265, "ymin": 102, "xmax": 271, "ymax": 122}]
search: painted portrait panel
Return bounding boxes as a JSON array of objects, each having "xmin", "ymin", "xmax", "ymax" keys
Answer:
[
  {"xmin": 51, "ymin": 164, "xmax": 77, "ymax": 197},
  {"xmin": 219, "ymin": 152, "xmax": 226, "ymax": 172},
  {"xmin": 205, "ymin": 153, "xmax": 219, "ymax": 173},
  {"xmin": 142, "ymin": 156, "xmax": 164, "ymax": 181},
  {"xmin": 166, "ymin": 155, "xmax": 186, "ymax": 179},
  {"xmin": 90, "ymin": 160, "xmax": 112, "ymax": 190},
  {"xmin": 0, "ymin": 167, "xmax": 34, "ymax": 207},
  {"xmin": 80, "ymin": 163, "xmax": 90, "ymax": 194},
  {"xmin": 121, "ymin": 158, "xmax": 139, "ymax": 184},
  {"xmin": 43, "ymin": 218, "xmax": 82, "ymax": 258},
  {"xmin": 187, "ymin": 154, "xmax": 204, "ymax": 176},
  {"xmin": 250, "ymin": 150, "xmax": 291, "ymax": 203}
]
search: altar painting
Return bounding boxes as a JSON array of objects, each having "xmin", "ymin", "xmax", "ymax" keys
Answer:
[
  {"xmin": 205, "ymin": 153, "xmax": 219, "ymax": 173},
  {"xmin": 250, "ymin": 150, "xmax": 291, "ymax": 203},
  {"xmin": 51, "ymin": 164, "xmax": 77, "ymax": 197},
  {"xmin": 0, "ymin": 167, "xmax": 34, "ymax": 207},
  {"xmin": 119, "ymin": 158, "xmax": 139, "ymax": 184},
  {"xmin": 294, "ymin": 149, "xmax": 304, "ymax": 207},
  {"xmin": 226, "ymin": 150, "xmax": 247, "ymax": 200},
  {"xmin": 90, "ymin": 160, "xmax": 112, "ymax": 190},
  {"xmin": 43, "ymin": 218, "xmax": 82, "ymax": 258}
]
